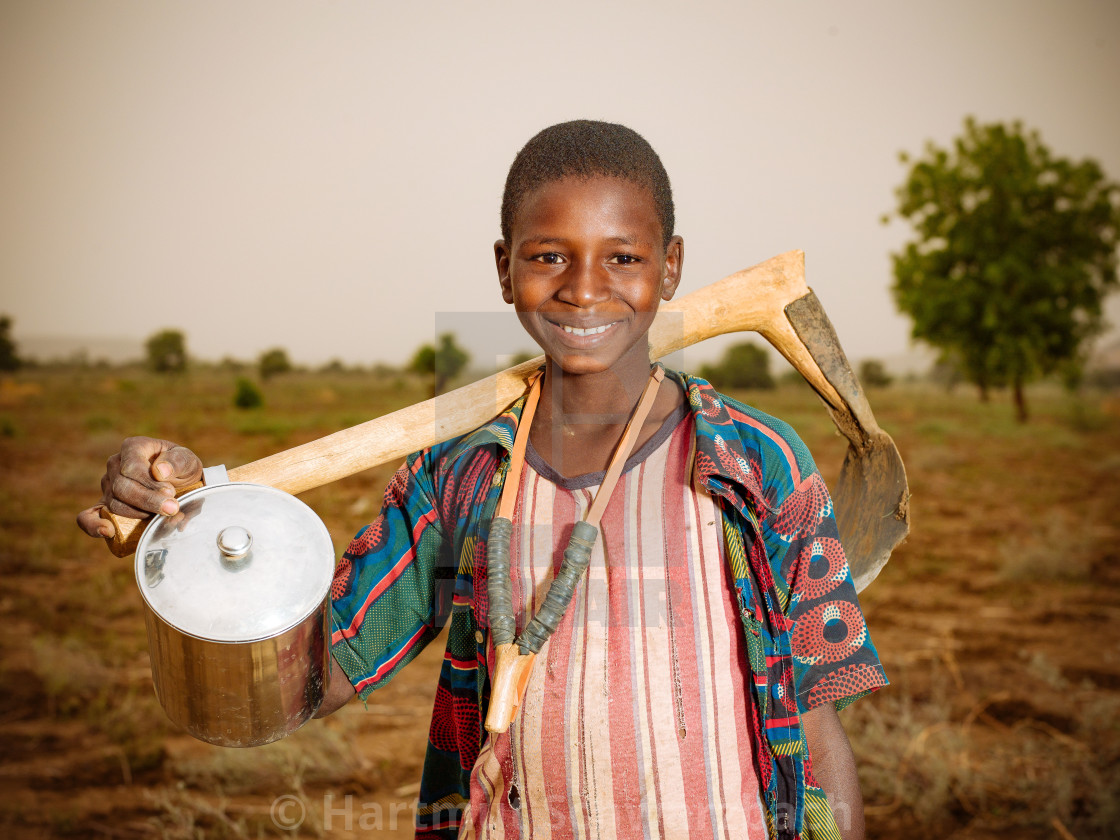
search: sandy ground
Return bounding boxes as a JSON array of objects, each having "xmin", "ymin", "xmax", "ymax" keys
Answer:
[{"xmin": 1, "ymin": 371, "xmax": 1117, "ymax": 838}]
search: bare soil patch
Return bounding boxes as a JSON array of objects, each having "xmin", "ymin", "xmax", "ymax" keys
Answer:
[{"xmin": 2, "ymin": 369, "xmax": 1117, "ymax": 838}]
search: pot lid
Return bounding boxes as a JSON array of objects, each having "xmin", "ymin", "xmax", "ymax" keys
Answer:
[{"xmin": 135, "ymin": 482, "xmax": 335, "ymax": 642}]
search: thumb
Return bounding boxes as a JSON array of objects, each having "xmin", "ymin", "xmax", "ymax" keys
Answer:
[{"xmin": 148, "ymin": 443, "xmax": 204, "ymax": 487}]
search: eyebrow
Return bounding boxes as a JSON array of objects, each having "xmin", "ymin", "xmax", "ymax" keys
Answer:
[{"xmin": 520, "ymin": 235, "xmax": 642, "ymax": 246}]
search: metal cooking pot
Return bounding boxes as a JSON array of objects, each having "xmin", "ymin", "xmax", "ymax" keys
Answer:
[{"xmin": 134, "ymin": 467, "xmax": 335, "ymax": 747}]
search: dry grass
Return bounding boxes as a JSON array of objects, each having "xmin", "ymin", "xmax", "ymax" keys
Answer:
[
  {"xmin": 144, "ymin": 788, "xmax": 263, "ymax": 840},
  {"xmin": 847, "ymin": 652, "xmax": 1120, "ymax": 836},
  {"xmin": 1, "ymin": 368, "xmax": 1119, "ymax": 838},
  {"xmin": 170, "ymin": 725, "xmax": 363, "ymax": 797},
  {"xmin": 998, "ymin": 511, "xmax": 1101, "ymax": 581}
]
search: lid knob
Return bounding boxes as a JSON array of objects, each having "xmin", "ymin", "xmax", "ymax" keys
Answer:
[{"xmin": 217, "ymin": 526, "xmax": 253, "ymax": 559}]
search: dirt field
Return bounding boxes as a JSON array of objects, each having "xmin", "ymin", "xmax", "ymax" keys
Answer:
[{"xmin": 1, "ymin": 368, "xmax": 1117, "ymax": 839}]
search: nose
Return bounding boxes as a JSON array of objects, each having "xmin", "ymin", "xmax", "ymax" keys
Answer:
[{"xmin": 557, "ymin": 258, "xmax": 610, "ymax": 307}]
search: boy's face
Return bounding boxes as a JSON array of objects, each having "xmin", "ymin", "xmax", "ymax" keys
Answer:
[{"xmin": 495, "ymin": 175, "xmax": 683, "ymax": 377}]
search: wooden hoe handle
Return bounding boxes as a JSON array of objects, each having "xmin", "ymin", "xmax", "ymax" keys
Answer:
[{"xmin": 103, "ymin": 250, "xmax": 853, "ymax": 557}]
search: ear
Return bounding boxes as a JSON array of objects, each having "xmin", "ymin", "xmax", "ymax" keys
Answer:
[
  {"xmin": 494, "ymin": 240, "xmax": 514, "ymax": 304},
  {"xmin": 660, "ymin": 235, "xmax": 684, "ymax": 301}
]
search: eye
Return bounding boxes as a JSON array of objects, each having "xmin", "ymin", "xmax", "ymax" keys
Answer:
[
  {"xmin": 610, "ymin": 253, "xmax": 641, "ymax": 265},
  {"xmin": 531, "ymin": 252, "xmax": 564, "ymax": 265}
]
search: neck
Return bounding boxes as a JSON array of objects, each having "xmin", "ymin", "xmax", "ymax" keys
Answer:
[
  {"xmin": 538, "ymin": 353, "xmax": 654, "ymax": 430},
  {"xmin": 528, "ymin": 350, "xmax": 670, "ymax": 478}
]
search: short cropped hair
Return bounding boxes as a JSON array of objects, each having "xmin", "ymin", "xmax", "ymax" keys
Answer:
[{"xmin": 500, "ymin": 120, "xmax": 675, "ymax": 248}]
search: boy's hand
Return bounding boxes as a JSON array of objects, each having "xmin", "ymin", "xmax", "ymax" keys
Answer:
[{"xmin": 76, "ymin": 437, "xmax": 204, "ymax": 539}]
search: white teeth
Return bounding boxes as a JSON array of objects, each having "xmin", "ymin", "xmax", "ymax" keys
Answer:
[{"xmin": 561, "ymin": 323, "xmax": 612, "ymax": 336}]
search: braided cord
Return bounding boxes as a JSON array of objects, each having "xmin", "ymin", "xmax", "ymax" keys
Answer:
[
  {"xmin": 486, "ymin": 516, "xmax": 517, "ymax": 647},
  {"xmin": 518, "ymin": 520, "xmax": 597, "ymax": 654},
  {"xmin": 488, "ymin": 366, "xmax": 665, "ymax": 656}
]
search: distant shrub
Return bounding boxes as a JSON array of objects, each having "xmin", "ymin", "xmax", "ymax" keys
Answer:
[
  {"xmin": 859, "ymin": 359, "xmax": 893, "ymax": 388},
  {"xmin": 0, "ymin": 315, "xmax": 22, "ymax": 372},
  {"xmin": 778, "ymin": 368, "xmax": 810, "ymax": 388},
  {"xmin": 258, "ymin": 348, "xmax": 292, "ymax": 380},
  {"xmin": 233, "ymin": 378, "xmax": 263, "ymax": 409},
  {"xmin": 699, "ymin": 342, "xmax": 775, "ymax": 390},
  {"xmin": 145, "ymin": 329, "xmax": 187, "ymax": 374},
  {"xmin": 409, "ymin": 333, "xmax": 470, "ymax": 395},
  {"xmin": 218, "ymin": 356, "xmax": 247, "ymax": 373}
]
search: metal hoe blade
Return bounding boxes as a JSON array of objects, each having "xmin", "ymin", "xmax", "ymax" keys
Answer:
[{"xmin": 784, "ymin": 292, "xmax": 910, "ymax": 591}]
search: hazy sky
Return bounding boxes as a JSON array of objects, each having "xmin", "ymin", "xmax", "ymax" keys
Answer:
[{"xmin": 3, "ymin": 0, "xmax": 1119, "ymax": 370}]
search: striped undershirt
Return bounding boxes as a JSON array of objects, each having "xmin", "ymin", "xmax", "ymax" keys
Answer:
[{"xmin": 463, "ymin": 406, "xmax": 767, "ymax": 840}]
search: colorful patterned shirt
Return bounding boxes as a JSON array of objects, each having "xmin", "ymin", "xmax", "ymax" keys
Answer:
[
  {"xmin": 329, "ymin": 369, "xmax": 887, "ymax": 840},
  {"xmin": 467, "ymin": 406, "xmax": 768, "ymax": 838}
]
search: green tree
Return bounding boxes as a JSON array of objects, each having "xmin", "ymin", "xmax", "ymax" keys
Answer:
[
  {"xmin": 258, "ymin": 347, "xmax": 292, "ymax": 380},
  {"xmin": 699, "ymin": 341, "xmax": 775, "ymax": 390},
  {"xmin": 0, "ymin": 315, "xmax": 21, "ymax": 372},
  {"xmin": 886, "ymin": 117, "xmax": 1120, "ymax": 421},
  {"xmin": 145, "ymin": 329, "xmax": 187, "ymax": 374},
  {"xmin": 409, "ymin": 333, "xmax": 470, "ymax": 395}
]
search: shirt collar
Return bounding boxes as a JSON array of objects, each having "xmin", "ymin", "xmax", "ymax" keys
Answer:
[
  {"xmin": 441, "ymin": 366, "xmax": 771, "ymax": 524},
  {"xmin": 668, "ymin": 368, "xmax": 772, "ymax": 526}
]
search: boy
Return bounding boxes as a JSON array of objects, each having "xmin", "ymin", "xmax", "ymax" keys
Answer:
[{"xmin": 79, "ymin": 121, "xmax": 886, "ymax": 840}]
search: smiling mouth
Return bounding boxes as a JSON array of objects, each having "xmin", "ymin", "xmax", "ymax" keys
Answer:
[{"xmin": 557, "ymin": 322, "xmax": 616, "ymax": 336}]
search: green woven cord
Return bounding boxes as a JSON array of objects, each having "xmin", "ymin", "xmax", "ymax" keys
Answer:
[{"xmin": 518, "ymin": 520, "xmax": 598, "ymax": 654}]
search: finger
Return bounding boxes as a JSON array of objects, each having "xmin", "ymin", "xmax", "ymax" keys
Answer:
[
  {"xmin": 117, "ymin": 437, "xmax": 196, "ymax": 489},
  {"xmin": 106, "ymin": 477, "xmax": 177, "ymax": 519},
  {"xmin": 149, "ymin": 444, "xmax": 204, "ymax": 487},
  {"xmin": 77, "ymin": 506, "xmax": 115, "ymax": 539},
  {"xmin": 99, "ymin": 457, "xmax": 174, "ymax": 516}
]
